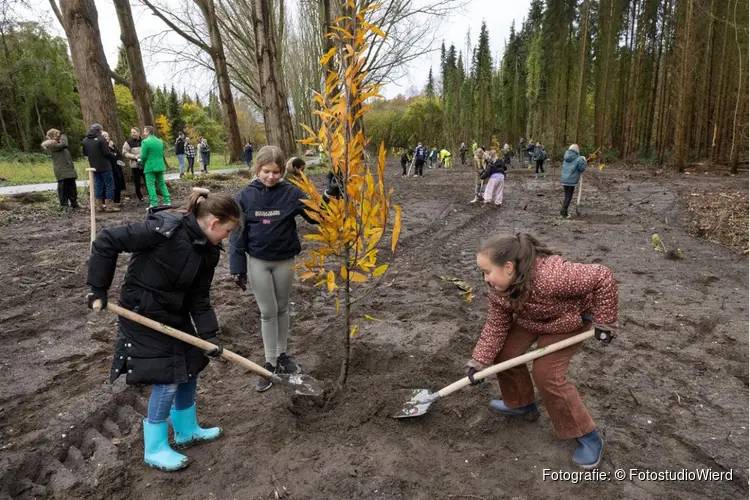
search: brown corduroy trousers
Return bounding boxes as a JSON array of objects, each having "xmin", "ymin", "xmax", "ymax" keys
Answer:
[{"xmin": 494, "ymin": 324, "xmax": 596, "ymax": 439}]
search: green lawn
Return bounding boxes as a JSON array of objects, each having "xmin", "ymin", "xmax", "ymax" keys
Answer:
[{"xmin": 0, "ymin": 152, "xmax": 245, "ymax": 185}]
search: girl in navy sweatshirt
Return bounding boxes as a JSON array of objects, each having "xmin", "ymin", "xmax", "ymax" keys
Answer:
[{"xmin": 229, "ymin": 146, "xmax": 317, "ymax": 392}]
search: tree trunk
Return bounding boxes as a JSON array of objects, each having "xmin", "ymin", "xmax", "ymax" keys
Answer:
[
  {"xmin": 711, "ymin": 0, "xmax": 733, "ymax": 162},
  {"xmin": 574, "ymin": 0, "xmax": 590, "ymax": 144},
  {"xmin": 196, "ymin": 0, "xmax": 244, "ymax": 162},
  {"xmin": 113, "ymin": 0, "xmax": 155, "ymax": 130},
  {"xmin": 644, "ymin": 0, "xmax": 668, "ymax": 157},
  {"xmin": 58, "ymin": 0, "xmax": 124, "ymax": 148},
  {"xmin": 250, "ymin": 0, "xmax": 296, "ymax": 156},
  {"xmin": 0, "ymin": 24, "xmax": 28, "ymax": 151},
  {"xmin": 673, "ymin": 0, "xmax": 694, "ymax": 172},
  {"xmin": 729, "ymin": 0, "xmax": 746, "ymax": 174}
]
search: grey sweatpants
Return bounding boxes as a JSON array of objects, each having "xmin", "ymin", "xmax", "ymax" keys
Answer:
[{"xmin": 248, "ymin": 257, "xmax": 295, "ymax": 364}]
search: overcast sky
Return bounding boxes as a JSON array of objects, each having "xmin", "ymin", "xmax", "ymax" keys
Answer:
[{"xmin": 33, "ymin": 0, "xmax": 531, "ymax": 100}]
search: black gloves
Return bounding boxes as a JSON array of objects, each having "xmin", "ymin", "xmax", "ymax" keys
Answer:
[
  {"xmin": 595, "ymin": 325, "xmax": 616, "ymax": 345},
  {"xmin": 467, "ymin": 367, "xmax": 484, "ymax": 386},
  {"xmin": 87, "ymin": 288, "xmax": 108, "ymax": 311},
  {"xmin": 201, "ymin": 331, "xmax": 223, "ymax": 358},
  {"xmin": 232, "ymin": 274, "xmax": 247, "ymax": 291}
]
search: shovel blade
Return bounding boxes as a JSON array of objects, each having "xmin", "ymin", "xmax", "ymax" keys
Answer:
[
  {"xmin": 273, "ymin": 373, "xmax": 326, "ymax": 397},
  {"xmin": 391, "ymin": 389, "xmax": 438, "ymax": 419}
]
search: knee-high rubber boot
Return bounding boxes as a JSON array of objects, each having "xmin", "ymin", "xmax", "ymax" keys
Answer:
[
  {"xmin": 170, "ymin": 404, "xmax": 222, "ymax": 449},
  {"xmin": 143, "ymin": 419, "xmax": 189, "ymax": 471}
]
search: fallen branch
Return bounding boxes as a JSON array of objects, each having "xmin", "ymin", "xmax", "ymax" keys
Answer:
[{"xmin": 628, "ymin": 387, "xmax": 641, "ymax": 406}]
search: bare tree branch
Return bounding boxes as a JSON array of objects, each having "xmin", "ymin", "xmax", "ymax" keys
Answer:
[
  {"xmin": 110, "ymin": 70, "xmax": 131, "ymax": 88},
  {"xmin": 140, "ymin": 0, "xmax": 211, "ymax": 52},
  {"xmin": 48, "ymin": 0, "xmax": 63, "ymax": 28}
]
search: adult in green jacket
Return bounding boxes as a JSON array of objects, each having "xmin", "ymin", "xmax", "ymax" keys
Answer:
[
  {"xmin": 42, "ymin": 129, "xmax": 79, "ymax": 208},
  {"xmin": 139, "ymin": 126, "xmax": 171, "ymax": 207}
]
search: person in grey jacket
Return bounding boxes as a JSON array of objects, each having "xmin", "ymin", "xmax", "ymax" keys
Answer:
[
  {"xmin": 42, "ymin": 128, "xmax": 78, "ymax": 208},
  {"xmin": 560, "ymin": 144, "xmax": 587, "ymax": 218}
]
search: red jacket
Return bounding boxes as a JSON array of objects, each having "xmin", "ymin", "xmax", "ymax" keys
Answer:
[{"xmin": 472, "ymin": 255, "xmax": 619, "ymax": 365}]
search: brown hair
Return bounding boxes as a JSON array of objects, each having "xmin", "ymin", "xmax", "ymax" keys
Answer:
[
  {"xmin": 144, "ymin": 125, "xmax": 155, "ymax": 135},
  {"xmin": 45, "ymin": 128, "xmax": 61, "ymax": 141},
  {"xmin": 254, "ymin": 145, "xmax": 286, "ymax": 176},
  {"xmin": 181, "ymin": 188, "xmax": 241, "ymax": 225},
  {"xmin": 478, "ymin": 232, "xmax": 559, "ymax": 305},
  {"xmin": 285, "ymin": 156, "xmax": 306, "ymax": 177}
]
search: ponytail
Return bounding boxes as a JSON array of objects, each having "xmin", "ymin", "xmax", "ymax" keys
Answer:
[
  {"xmin": 182, "ymin": 187, "xmax": 241, "ymax": 224},
  {"xmin": 478, "ymin": 232, "xmax": 559, "ymax": 306}
]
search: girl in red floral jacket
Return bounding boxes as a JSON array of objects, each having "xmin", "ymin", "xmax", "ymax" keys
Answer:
[{"xmin": 467, "ymin": 232, "xmax": 618, "ymax": 469}]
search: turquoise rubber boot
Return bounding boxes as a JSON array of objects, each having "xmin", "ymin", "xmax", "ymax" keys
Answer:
[
  {"xmin": 573, "ymin": 429, "xmax": 604, "ymax": 469},
  {"xmin": 170, "ymin": 404, "xmax": 222, "ymax": 449},
  {"xmin": 143, "ymin": 419, "xmax": 189, "ymax": 471}
]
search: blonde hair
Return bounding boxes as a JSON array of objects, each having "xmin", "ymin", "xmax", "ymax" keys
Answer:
[
  {"xmin": 45, "ymin": 128, "xmax": 61, "ymax": 141},
  {"xmin": 130, "ymin": 127, "xmax": 140, "ymax": 136},
  {"xmin": 478, "ymin": 233, "xmax": 559, "ymax": 306},
  {"xmin": 254, "ymin": 146, "xmax": 286, "ymax": 176}
]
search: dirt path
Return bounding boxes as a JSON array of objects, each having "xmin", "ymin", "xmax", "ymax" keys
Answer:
[{"xmin": 0, "ymin": 162, "xmax": 747, "ymax": 500}]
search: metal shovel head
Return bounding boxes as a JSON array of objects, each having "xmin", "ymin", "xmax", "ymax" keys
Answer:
[
  {"xmin": 391, "ymin": 389, "xmax": 440, "ymax": 419},
  {"xmin": 272, "ymin": 372, "xmax": 326, "ymax": 397}
]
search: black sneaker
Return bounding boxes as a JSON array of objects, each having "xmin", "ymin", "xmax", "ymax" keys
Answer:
[
  {"xmin": 276, "ymin": 353, "xmax": 299, "ymax": 374},
  {"xmin": 255, "ymin": 362, "xmax": 275, "ymax": 392}
]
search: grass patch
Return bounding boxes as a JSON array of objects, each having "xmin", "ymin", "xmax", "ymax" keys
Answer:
[{"xmin": 0, "ymin": 151, "xmax": 245, "ymax": 185}]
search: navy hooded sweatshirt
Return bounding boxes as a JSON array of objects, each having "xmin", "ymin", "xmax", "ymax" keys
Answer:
[{"xmin": 229, "ymin": 179, "xmax": 317, "ymax": 274}]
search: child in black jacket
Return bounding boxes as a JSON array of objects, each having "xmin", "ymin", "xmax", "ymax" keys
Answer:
[{"xmin": 86, "ymin": 190, "xmax": 241, "ymax": 472}]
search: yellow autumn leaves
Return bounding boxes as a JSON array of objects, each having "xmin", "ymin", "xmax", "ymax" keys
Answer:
[{"xmin": 288, "ymin": 2, "xmax": 401, "ymax": 298}]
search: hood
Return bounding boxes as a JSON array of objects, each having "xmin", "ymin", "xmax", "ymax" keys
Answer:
[
  {"xmin": 563, "ymin": 149, "xmax": 579, "ymax": 162},
  {"xmin": 86, "ymin": 124, "xmax": 102, "ymax": 138}
]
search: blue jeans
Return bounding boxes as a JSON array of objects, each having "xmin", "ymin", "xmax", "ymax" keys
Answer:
[
  {"xmin": 177, "ymin": 154, "xmax": 185, "ymax": 174},
  {"xmin": 147, "ymin": 376, "xmax": 198, "ymax": 423},
  {"xmin": 94, "ymin": 171, "xmax": 114, "ymax": 201}
]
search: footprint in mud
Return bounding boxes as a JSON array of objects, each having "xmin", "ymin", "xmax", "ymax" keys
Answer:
[{"xmin": 3, "ymin": 398, "xmax": 144, "ymax": 500}]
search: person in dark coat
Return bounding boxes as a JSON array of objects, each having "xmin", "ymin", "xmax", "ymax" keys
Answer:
[
  {"xmin": 86, "ymin": 189, "xmax": 241, "ymax": 472},
  {"xmin": 82, "ymin": 123, "xmax": 119, "ymax": 212},
  {"xmin": 243, "ymin": 142, "xmax": 254, "ymax": 168},
  {"xmin": 42, "ymin": 128, "xmax": 78, "ymax": 208},
  {"xmin": 175, "ymin": 132, "xmax": 186, "ymax": 176},
  {"xmin": 102, "ymin": 131, "xmax": 126, "ymax": 208}
]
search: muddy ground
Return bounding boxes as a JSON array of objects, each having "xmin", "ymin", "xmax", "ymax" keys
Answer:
[{"xmin": 0, "ymin": 160, "xmax": 747, "ymax": 500}]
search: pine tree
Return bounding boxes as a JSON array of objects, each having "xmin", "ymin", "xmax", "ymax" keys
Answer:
[
  {"xmin": 195, "ymin": 93, "xmax": 202, "ymax": 108},
  {"xmin": 474, "ymin": 22, "xmax": 494, "ymax": 147},
  {"xmin": 153, "ymin": 87, "xmax": 167, "ymax": 117},
  {"xmin": 425, "ymin": 67, "xmax": 435, "ymax": 100},
  {"xmin": 167, "ymin": 86, "xmax": 185, "ymax": 142},
  {"xmin": 114, "ymin": 44, "xmax": 130, "ymax": 81}
]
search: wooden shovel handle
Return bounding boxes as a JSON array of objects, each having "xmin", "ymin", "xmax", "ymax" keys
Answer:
[
  {"xmin": 87, "ymin": 168, "xmax": 96, "ymax": 244},
  {"xmin": 436, "ymin": 329, "xmax": 596, "ymax": 399},
  {"xmin": 92, "ymin": 300, "xmax": 275, "ymax": 379}
]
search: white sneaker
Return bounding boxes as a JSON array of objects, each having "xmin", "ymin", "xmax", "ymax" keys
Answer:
[
  {"xmin": 413, "ymin": 174, "xmax": 419, "ymax": 178},
  {"xmin": 470, "ymin": 196, "xmax": 478, "ymax": 203}
]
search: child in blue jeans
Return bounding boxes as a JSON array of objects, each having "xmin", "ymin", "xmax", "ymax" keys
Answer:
[{"xmin": 86, "ymin": 189, "xmax": 240, "ymax": 471}]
